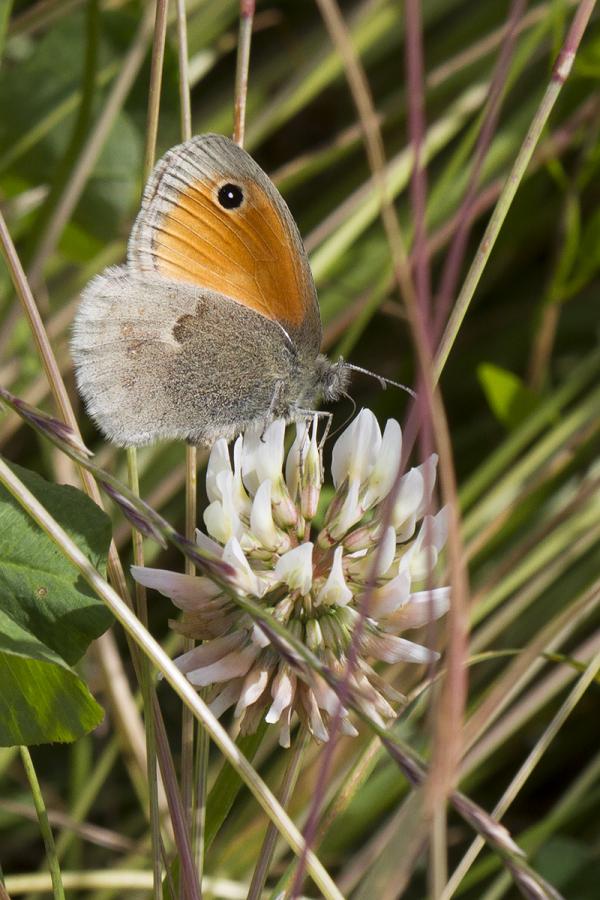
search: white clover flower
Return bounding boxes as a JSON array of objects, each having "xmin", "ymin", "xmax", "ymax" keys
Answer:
[{"xmin": 133, "ymin": 413, "xmax": 450, "ymax": 747}]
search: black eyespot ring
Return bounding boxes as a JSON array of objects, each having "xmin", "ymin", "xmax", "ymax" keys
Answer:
[{"xmin": 217, "ymin": 183, "xmax": 244, "ymax": 209}]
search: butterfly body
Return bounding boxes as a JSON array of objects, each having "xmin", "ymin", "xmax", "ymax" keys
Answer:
[{"xmin": 72, "ymin": 134, "xmax": 349, "ymax": 446}]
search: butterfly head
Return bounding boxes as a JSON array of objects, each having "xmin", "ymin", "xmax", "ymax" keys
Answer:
[{"xmin": 313, "ymin": 355, "xmax": 351, "ymax": 403}]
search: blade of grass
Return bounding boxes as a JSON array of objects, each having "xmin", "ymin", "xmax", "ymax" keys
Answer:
[
  {"xmin": 464, "ymin": 633, "xmax": 600, "ymax": 783},
  {"xmin": 460, "ymin": 347, "xmax": 600, "ymax": 510},
  {"xmin": 0, "ymin": 0, "xmax": 14, "ymax": 64},
  {"xmin": 19, "ymin": 748, "xmax": 65, "ymax": 900},
  {"xmin": 2, "ymin": 871, "xmax": 263, "ymax": 896},
  {"xmin": 246, "ymin": 729, "xmax": 309, "ymax": 900},
  {"xmin": 127, "ymin": 3, "xmax": 171, "ymax": 898},
  {"xmin": 471, "ymin": 520, "xmax": 600, "ymax": 656},
  {"xmin": 464, "ymin": 577, "xmax": 600, "ymax": 755},
  {"xmin": 479, "ymin": 750, "xmax": 600, "ymax": 899},
  {"xmin": 7, "ymin": 0, "xmax": 83, "ymax": 38},
  {"xmin": 308, "ymin": 82, "xmax": 487, "ymax": 279},
  {"xmin": 464, "ymin": 381, "xmax": 600, "ymax": 548},
  {"xmin": 246, "ymin": 0, "xmax": 396, "ymax": 149}
]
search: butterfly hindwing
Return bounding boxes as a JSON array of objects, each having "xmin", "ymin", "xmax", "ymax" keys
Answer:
[{"xmin": 71, "ymin": 267, "xmax": 305, "ymax": 446}]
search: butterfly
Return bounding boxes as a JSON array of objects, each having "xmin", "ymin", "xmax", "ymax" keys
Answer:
[{"xmin": 71, "ymin": 133, "xmax": 350, "ymax": 447}]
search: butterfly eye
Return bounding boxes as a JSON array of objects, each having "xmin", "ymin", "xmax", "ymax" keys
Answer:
[{"xmin": 217, "ymin": 183, "xmax": 244, "ymax": 210}]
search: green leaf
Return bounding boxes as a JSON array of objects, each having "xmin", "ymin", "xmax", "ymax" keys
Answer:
[
  {"xmin": 0, "ymin": 656, "xmax": 103, "ymax": 745},
  {"xmin": 560, "ymin": 205, "xmax": 600, "ymax": 300},
  {"xmin": 542, "ymin": 651, "xmax": 600, "ymax": 684},
  {"xmin": 0, "ymin": 10, "xmax": 145, "ymax": 245},
  {"xmin": 0, "ymin": 460, "xmax": 113, "ymax": 665},
  {"xmin": 204, "ymin": 721, "xmax": 268, "ymax": 851},
  {"xmin": 534, "ymin": 836, "xmax": 592, "ymax": 890},
  {"xmin": 0, "ymin": 460, "xmax": 113, "ymax": 745},
  {"xmin": 0, "ymin": 607, "xmax": 103, "ymax": 745},
  {"xmin": 547, "ymin": 192, "xmax": 581, "ymax": 303},
  {"xmin": 0, "ymin": 0, "xmax": 13, "ymax": 66},
  {"xmin": 477, "ymin": 363, "xmax": 540, "ymax": 430}
]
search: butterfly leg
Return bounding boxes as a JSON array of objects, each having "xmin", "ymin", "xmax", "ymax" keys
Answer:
[
  {"xmin": 294, "ymin": 409, "xmax": 333, "ymax": 484},
  {"xmin": 317, "ymin": 410, "xmax": 333, "ymax": 449},
  {"xmin": 316, "ymin": 412, "xmax": 333, "ymax": 477},
  {"xmin": 295, "ymin": 419, "xmax": 311, "ymax": 486},
  {"xmin": 295, "ymin": 409, "xmax": 333, "ymax": 447},
  {"xmin": 260, "ymin": 380, "xmax": 287, "ymax": 442}
]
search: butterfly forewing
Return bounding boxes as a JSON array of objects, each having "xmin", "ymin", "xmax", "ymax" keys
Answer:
[{"xmin": 127, "ymin": 133, "xmax": 319, "ymax": 336}]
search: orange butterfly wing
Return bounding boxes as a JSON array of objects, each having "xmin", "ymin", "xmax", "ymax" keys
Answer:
[{"xmin": 128, "ymin": 134, "xmax": 319, "ymax": 335}]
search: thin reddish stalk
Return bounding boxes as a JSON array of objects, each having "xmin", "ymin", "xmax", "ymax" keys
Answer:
[
  {"xmin": 293, "ymin": 3, "xmax": 469, "ymax": 895},
  {"xmin": 433, "ymin": 0, "xmax": 527, "ymax": 341},
  {"xmin": 292, "ymin": 0, "xmax": 421, "ymax": 883},
  {"xmin": 405, "ymin": 0, "xmax": 432, "ymax": 330},
  {"xmin": 403, "ymin": 11, "xmax": 470, "ymax": 886},
  {"xmin": 404, "ymin": 3, "xmax": 456, "ymax": 886}
]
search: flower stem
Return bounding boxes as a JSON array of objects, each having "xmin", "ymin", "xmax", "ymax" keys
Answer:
[
  {"xmin": 246, "ymin": 729, "xmax": 310, "ymax": 900},
  {"xmin": 192, "ymin": 721, "xmax": 209, "ymax": 876},
  {"xmin": 176, "ymin": 0, "xmax": 192, "ymax": 144},
  {"xmin": 126, "ymin": 448, "xmax": 163, "ymax": 900},
  {"xmin": 405, "ymin": 0, "xmax": 431, "ymax": 325},
  {"xmin": 19, "ymin": 747, "xmax": 65, "ymax": 900},
  {"xmin": 143, "ymin": 0, "xmax": 169, "ymax": 182},
  {"xmin": 432, "ymin": 0, "xmax": 527, "ymax": 340},
  {"xmin": 233, "ymin": 1, "xmax": 254, "ymax": 147},
  {"xmin": 130, "ymin": 4, "xmax": 171, "ymax": 895},
  {"xmin": 175, "ymin": 0, "xmax": 201, "ymax": 882}
]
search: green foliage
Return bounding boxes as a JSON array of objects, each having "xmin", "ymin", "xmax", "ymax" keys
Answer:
[
  {"xmin": 204, "ymin": 722, "xmax": 268, "ymax": 852},
  {"xmin": 477, "ymin": 362, "xmax": 540, "ymax": 430},
  {"xmin": 0, "ymin": 640, "xmax": 104, "ymax": 746},
  {"xmin": 0, "ymin": 7, "xmax": 144, "ymax": 244},
  {"xmin": 0, "ymin": 461, "xmax": 112, "ymax": 745}
]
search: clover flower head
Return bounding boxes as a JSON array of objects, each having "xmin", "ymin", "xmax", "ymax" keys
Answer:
[{"xmin": 133, "ymin": 410, "xmax": 450, "ymax": 747}]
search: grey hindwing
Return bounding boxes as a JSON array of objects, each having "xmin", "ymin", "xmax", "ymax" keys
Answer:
[{"xmin": 71, "ymin": 267, "xmax": 306, "ymax": 446}]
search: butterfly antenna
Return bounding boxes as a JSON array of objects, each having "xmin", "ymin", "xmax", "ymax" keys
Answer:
[
  {"xmin": 326, "ymin": 390, "xmax": 357, "ymax": 442},
  {"xmin": 345, "ymin": 363, "xmax": 416, "ymax": 398}
]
